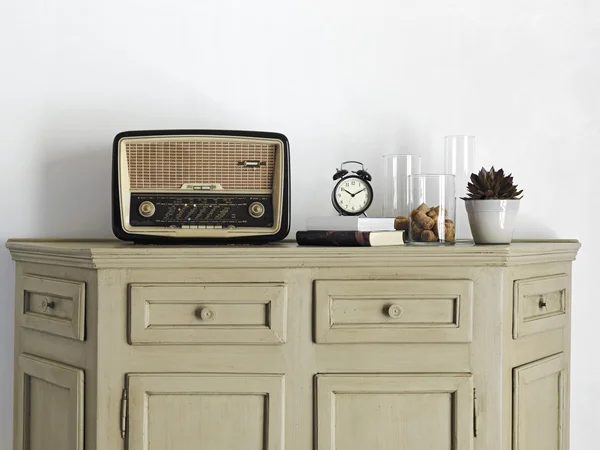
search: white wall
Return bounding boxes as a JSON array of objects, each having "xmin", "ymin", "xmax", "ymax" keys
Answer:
[{"xmin": 1, "ymin": 0, "xmax": 598, "ymax": 448}]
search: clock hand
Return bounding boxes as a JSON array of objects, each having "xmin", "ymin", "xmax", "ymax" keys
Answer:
[
  {"xmin": 342, "ymin": 188, "xmax": 354, "ymax": 196},
  {"xmin": 353, "ymin": 188, "xmax": 366, "ymax": 196}
]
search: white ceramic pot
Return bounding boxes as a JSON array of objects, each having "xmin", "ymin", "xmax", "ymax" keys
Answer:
[{"xmin": 464, "ymin": 199, "xmax": 520, "ymax": 244}]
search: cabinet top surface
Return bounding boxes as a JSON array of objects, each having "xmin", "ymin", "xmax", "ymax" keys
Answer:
[{"xmin": 5, "ymin": 238, "xmax": 581, "ymax": 269}]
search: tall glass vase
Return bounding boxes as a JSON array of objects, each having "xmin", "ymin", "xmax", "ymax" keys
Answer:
[
  {"xmin": 444, "ymin": 136, "xmax": 475, "ymax": 241},
  {"xmin": 382, "ymin": 154, "xmax": 421, "ymax": 218}
]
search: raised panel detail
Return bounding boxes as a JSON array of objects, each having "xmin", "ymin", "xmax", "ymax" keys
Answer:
[
  {"xmin": 128, "ymin": 282, "xmax": 287, "ymax": 344},
  {"xmin": 16, "ymin": 354, "xmax": 84, "ymax": 450},
  {"xmin": 20, "ymin": 274, "xmax": 86, "ymax": 341},
  {"xmin": 513, "ymin": 353, "xmax": 566, "ymax": 450},
  {"xmin": 126, "ymin": 373, "xmax": 284, "ymax": 450},
  {"xmin": 513, "ymin": 274, "xmax": 569, "ymax": 339},
  {"xmin": 316, "ymin": 374, "xmax": 473, "ymax": 450},
  {"xmin": 314, "ymin": 279, "xmax": 473, "ymax": 343}
]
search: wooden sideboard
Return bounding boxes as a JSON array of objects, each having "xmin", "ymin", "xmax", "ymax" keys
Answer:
[{"xmin": 5, "ymin": 239, "xmax": 580, "ymax": 450}]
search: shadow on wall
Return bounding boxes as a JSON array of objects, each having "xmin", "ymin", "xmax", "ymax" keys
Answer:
[
  {"xmin": 31, "ymin": 83, "xmax": 254, "ymax": 240},
  {"xmin": 513, "ymin": 212, "xmax": 559, "ymax": 240},
  {"xmin": 40, "ymin": 150, "xmax": 113, "ymax": 239}
]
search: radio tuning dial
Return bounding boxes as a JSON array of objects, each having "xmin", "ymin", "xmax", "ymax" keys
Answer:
[
  {"xmin": 249, "ymin": 202, "xmax": 265, "ymax": 218},
  {"xmin": 139, "ymin": 201, "xmax": 156, "ymax": 218}
]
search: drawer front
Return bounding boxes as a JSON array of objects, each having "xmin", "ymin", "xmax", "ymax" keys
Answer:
[
  {"xmin": 314, "ymin": 279, "xmax": 473, "ymax": 343},
  {"xmin": 513, "ymin": 274, "xmax": 569, "ymax": 339},
  {"xmin": 20, "ymin": 274, "xmax": 86, "ymax": 341},
  {"xmin": 128, "ymin": 283, "xmax": 287, "ymax": 345}
]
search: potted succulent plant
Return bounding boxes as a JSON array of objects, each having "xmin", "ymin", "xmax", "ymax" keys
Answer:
[{"xmin": 461, "ymin": 166, "xmax": 523, "ymax": 244}]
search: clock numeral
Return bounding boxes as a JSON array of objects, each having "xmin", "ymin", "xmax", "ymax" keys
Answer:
[{"xmin": 351, "ymin": 181, "xmax": 356, "ymax": 185}]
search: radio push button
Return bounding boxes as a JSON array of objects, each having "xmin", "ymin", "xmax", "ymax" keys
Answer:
[
  {"xmin": 249, "ymin": 202, "xmax": 265, "ymax": 218},
  {"xmin": 138, "ymin": 201, "xmax": 156, "ymax": 218}
]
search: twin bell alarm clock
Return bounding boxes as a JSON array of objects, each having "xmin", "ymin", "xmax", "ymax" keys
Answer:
[{"xmin": 331, "ymin": 161, "xmax": 373, "ymax": 216}]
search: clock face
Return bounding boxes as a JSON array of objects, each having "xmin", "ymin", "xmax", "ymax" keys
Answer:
[{"xmin": 333, "ymin": 176, "xmax": 373, "ymax": 215}]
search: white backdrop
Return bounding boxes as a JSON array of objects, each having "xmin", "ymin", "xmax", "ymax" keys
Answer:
[{"xmin": 1, "ymin": 0, "xmax": 599, "ymax": 448}]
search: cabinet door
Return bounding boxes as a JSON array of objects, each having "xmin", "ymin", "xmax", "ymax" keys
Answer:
[
  {"xmin": 15, "ymin": 354, "xmax": 84, "ymax": 450},
  {"xmin": 513, "ymin": 353, "xmax": 567, "ymax": 450},
  {"xmin": 316, "ymin": 374, "xmax": 473, "ymax": 450},
  {"xmin": 126, "ymin": 373, "xmax": 284, "ymax": 450}
]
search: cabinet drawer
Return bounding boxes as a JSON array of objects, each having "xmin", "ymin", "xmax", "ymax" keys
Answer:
[
  {"xmin": 314, "ymin": 279, "xmax": 473, "ymax": 343},
  {"xmin": 128, "ymin": 283, "xmax": 287, "ymax": 345},
  {"xmin": 20, "ymin": 274, "xmax": 86, "ymax": 341},
  {"xmin": 513, "ymin": 274, "xmax": 569, "ymax": 339}
]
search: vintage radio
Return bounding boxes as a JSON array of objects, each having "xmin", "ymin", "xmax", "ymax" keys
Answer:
[{"xmin": 111, "ymin": 129, "xmax": 290, "ymax": 244}]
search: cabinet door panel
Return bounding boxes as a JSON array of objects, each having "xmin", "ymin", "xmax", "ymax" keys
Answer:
[
  {"xmin": 513, "ymin": 353, "xmax": 566, "ymax": 450},
  {"xmin": 16, "ymin": 354, "xmax": 84, "ymax": 450},
  {"xmin": 316, "ymin": 374, "xmax": 473, "ymax": 450},
  {"xmin": 127, "ymin": 373, "xmax": 284, "ymax": 450}
]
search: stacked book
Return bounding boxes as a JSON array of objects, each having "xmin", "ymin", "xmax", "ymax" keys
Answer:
[{"xmin": 295, "ymin": 216, "xmax": 405, "ymax": 247}]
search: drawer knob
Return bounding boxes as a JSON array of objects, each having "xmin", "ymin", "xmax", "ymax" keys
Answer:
[
  {"xmin": 387, "ymin": 304, "xmax": 404, "ymax": 319},
  {"xmin": 198, "ymin": 307, "xmax": 216, "ymax": 322},
  {"xmin": 41, "ymin": 298, "xmax": 55, "ymax": 312},
  {"xmin": 539, "ymin": 296, "xmax": 548, "ymax": 309}
]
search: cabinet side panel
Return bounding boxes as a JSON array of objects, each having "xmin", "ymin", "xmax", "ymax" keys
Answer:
[
  {"xmin": 13, "ymin": 262, "xmax": 99, "ymax": 450},
  {"xmin": 503, "ymin": 262, "xmax": 573, "ymax": 450}
]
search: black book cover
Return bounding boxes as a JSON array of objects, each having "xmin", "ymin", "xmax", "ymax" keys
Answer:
[{"xmin": 296, "ymin": 230, "xmax": 375, "ymax": 246}]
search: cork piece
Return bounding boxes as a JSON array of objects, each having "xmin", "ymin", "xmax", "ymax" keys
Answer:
[
  {"xmin": 416, "ymin": 203, "xmax": 430, "ymax": 213},
  {"xmin": 411, "ymin": 220, "xmax": 424, "ymax": 241},
  {"xmin": 394, "ymin": 216, "xmax": 410, "ymax": 232},
  {"xmin": 421, "ymin": 230, "xmax": 437, "ymax": 242},
  {"xmin": 444, "ymin": 220, "xmax": 456, "ymax": 242},
  {"xmin": 426, "ymin": 206, "xmax": 439, "ymax": 218},
  {"xmin": 412, "ymin": 211, "xmax": 435, "ymax": 230}
]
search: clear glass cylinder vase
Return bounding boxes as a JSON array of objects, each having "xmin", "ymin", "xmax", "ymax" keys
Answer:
[
  {"xmin": 408, "ymin": 174, "xmax": 456, "ymax": 245},
  {"xmin": 382, "ymin": 154, "xmax": 421, "ymax": 218},
  {"xmin": 444, "ymin": 135, "xmax": 475, "ymax": 241}
]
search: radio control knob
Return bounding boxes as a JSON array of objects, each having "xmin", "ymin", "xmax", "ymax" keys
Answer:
[
  {"xmin": 139, "ymin": 201, "xmax": 156, "ymax": 218},
  {"xmin": 249, "ymin": 202, "xmax": 265, "ymax": 218}
]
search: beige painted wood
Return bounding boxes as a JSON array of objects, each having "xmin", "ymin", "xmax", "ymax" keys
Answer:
[
  {"xmin": 11, "ymin": 261, "xmax": 100, "ymax": 450},
  {"xmin": 501, "ymin": 261, "xmax": 574, "ymax": 450},
  {"xmin": 126, "ymin": 373, "xmax": 285, "ymax": 450},
  {"xmin": 20, "ymin": 274, "xmax": 86, "ymax": 341},
  {"xmin": 4, "ymin": 238, "xmax": 581, "ymax": 269},
  {"xmin": 4, "ymin": 239, "xmax": 581, "ymax": 450},
  {"xmin": 15, "ymin": 353, "xmax": 84, "ymax": 450},
  {"xmin": 513, "ymin": 353, "xmax": 566, "ymax": 450},
  {"xmin": 316, "ymin": 374, "xmax": 473, "ymax": 450},
  {"xmin": 128, "ymin": 282, "xmax": 287, "ymax": 344},
  {"xmin": 513, "ymin": 273, "xmax": 569, "ymax": 339},
  {"xmin": 315, "ymin": 279, "xmax": 473, "ymax": 343}
]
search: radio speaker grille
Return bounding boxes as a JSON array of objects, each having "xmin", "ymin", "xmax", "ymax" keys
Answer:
[{"xmin": 125, "ymin": 141, "xmax": 276, "ymax": 190}]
